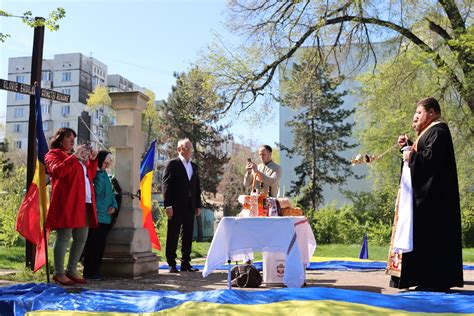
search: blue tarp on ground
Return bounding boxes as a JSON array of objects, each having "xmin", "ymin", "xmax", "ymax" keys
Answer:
[
  {"xmin": 160, "ymin": 261, "xmax": 474, "ymax": 271},
  {"xmin": 0, "ymin": 283, "xmax": 473, "ymax": 315}
]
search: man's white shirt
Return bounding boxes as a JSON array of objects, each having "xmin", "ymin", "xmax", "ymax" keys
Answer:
[{"xmin": 179, "ymin": 154, "xmax": 193, "ymax": 181}]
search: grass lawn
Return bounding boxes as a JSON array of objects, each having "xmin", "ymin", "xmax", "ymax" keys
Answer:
[{"xmin": 2, "ymin": 244, "xmax": 473, "ymax": 274}]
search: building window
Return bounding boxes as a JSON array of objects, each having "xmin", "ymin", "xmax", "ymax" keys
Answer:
[
  {"xmin": 15, "ymin": 93, "xmax": 24, "ymax": 101},
  {"xmin": 16, "ymin": 75, "xmax": 25, "ymax": 83},
  {"xmin": 62, "ymin": 72, "xmax": 71, "ymax": 82},
  {"xmin": 61, "ymin": 88, "xmax": 71, "ymax": 96},
  {"xmin": 41, "ymin": 72, "xmax": 51, "ymax": 81},
  {"xmin": 15, "ymin": 141, "xmax": 22, "ymax": 149},
  {"xmin": 42, "ymin": 103, "xmax": 50, "ymax": 114},
  {"xmin": 14, "ymin": 108, "xmax": 24, "ymax": 118},
  {"xmin": 13, "ymin": 124, "xmax": 21, "ymax": 133},
  {"xmin": 43, "ymin": 121, "xmax": 49, "ymax": 131},
  {"xmin": 61, "ymin": 105, "xmax": 70, "ymax": 117},
  {"xmin": 60, "ymin": 122, "xmax": 70, "ymax": 128}
]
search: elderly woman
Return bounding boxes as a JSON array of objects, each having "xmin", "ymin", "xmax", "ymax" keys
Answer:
[
  {"xmin": 45, "ymin": 128, "xmax": 98, "ymax": 285},
  {"xmin": 82, "ymin": 150, "xmax": 118, "ymax": 280}
]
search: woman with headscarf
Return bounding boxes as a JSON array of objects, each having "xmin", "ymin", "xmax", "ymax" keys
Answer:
[
  {"xmin": 83, "ymin": 150, "xmax": 118, "ymax": 280},
  {"xmin": 45, "ymin": 128, "xmax": 98, "ymax": 285}
]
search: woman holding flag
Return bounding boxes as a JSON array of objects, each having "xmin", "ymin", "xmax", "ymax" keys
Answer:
[{"xmin": 45, "ymin": 128, "xmax": 98, "ymax": 285}]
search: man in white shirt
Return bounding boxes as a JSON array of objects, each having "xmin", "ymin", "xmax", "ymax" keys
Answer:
[
  {"xmin": 162, "ymin": 138, "xmax": 202, "ymax": 273},
  {"xmin": 243, "ymin": 145, "xmax": 281, "ymax": 197}
]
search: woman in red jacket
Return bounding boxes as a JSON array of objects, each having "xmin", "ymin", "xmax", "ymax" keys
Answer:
[{"xmin": 45, "ymin": 128, "xmax": 98, "ymax": 285}]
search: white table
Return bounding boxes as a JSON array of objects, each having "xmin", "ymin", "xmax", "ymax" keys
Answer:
[{"xmin": 202, "ymin": 217, "xmax": 317, "ymax": 288}]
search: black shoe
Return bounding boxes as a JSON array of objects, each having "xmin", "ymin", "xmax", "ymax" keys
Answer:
[
  {"xmin": 169, "ymin": 265, "xmax": 179, "ymax": 273},
  {"xmin": 180, "ymin": 265, "xmax": 199, "ymax": 272}
]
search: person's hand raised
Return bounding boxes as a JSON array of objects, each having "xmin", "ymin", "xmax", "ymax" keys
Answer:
[
  {"xmin": 74, "ymin": 145, "xmax": 90, "ymax": 163},
  {"xmin": 90, "ymin": 149, "xmax": 98, "ymax": 161},
  {"xmin": 398, "ymin": 134, "xmax": 409, "ymax": 148},
  {"xmin": 245, "ymin": 162, "xmax": 253, "ymax": 174}
]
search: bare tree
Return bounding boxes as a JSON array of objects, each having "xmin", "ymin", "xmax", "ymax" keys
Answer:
[{"xmin": 203, "ymin": 0, "xmax": 473, "ymax": 114}]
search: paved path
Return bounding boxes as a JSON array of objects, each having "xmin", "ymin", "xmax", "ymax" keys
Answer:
[{"xmin": 1, "ymin": 269, "xmax": 472, "ymax": 294}]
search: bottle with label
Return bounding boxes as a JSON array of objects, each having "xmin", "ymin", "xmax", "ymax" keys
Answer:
[
  {"xmin": 258, "ymin": 181, "xmax": 268, "ymax": 217},
  {"xmin": 249, "ymin": 175, "xmax": 259, "ymax": 217}
]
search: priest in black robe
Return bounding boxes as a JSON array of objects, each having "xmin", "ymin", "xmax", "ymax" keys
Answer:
[{"xmin": 391, "ymin": 97, "xmax": 464, "ymax": 291}]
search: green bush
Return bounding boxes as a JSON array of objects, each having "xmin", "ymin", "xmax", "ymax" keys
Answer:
[
  {"xmin": 310, "ymin": 204, "xmax": 340, "ymax": 244},
  {"xmin": 310, "ymin": 185, "xmax": 472, "ymax": 247},
  {"xmin": 336, "ymin": 208, "xmax": 365, "ymax": 244},
  {"xmin": 460, "ymin": 196, "xmax": 474, "ymax": 247},
  {"xmin": 367, "ymin": 220, "xmax": 393, "ymax": 246},
  {"xmin": 310, "ymin": 190, "xmax": 394, "ymax": 245},
  {"xmin": 0, "ymin": 159, "xmax": 26, "ymax": 247}
]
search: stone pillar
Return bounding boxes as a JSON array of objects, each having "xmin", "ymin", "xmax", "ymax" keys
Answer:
[{"xmin": 100, "ymin": 91, "xmax": 159, "ymax": 278}]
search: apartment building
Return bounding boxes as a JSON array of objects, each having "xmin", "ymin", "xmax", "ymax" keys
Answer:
[
  {"xmin": 108, "ymin": 74, "xmax": 144, "ymax": 93},
  {"xmin": 5, "ymin": 53, "xmax": 142, "ymax": 151}
]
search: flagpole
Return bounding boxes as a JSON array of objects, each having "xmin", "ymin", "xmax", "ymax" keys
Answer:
[
  {"xmin": 43, "ymin": 224, "xmax": 50, "ymax": 283},
  {"xmin": 25, "ymin": 18, "xmax": 45, "ymax": 271}
]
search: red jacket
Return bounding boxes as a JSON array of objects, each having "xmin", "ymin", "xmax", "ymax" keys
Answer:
[{"xmin": 45, "ymin": 148, "xmax": 98, "ymax": 229}]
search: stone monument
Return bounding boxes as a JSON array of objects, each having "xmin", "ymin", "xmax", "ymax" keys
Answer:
[{"xmin": 100, "ymin": 91, "xmax": 159, "ymax": 277}]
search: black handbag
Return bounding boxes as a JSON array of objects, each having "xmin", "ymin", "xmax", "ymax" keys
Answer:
[{"xmin": 231, "ymin": 262, "xmax": 262, "ymax": 288}]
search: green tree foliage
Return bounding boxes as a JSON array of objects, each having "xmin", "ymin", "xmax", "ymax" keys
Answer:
[
  {"xmin": 159, "ymin": 67, "xmax": 230, "ymax": 241},
  {"xmin": 355, "ymin": 43, "xmax": 474, "ymax": 246},
  {"xmin": 0, "ymin": 8, "xmax": 66, "ymax": 42},
  {"xmin": 203, "ymin": 1, "xmax": 474, "ymax": 117},
  {"xmin": 0, "ymin": 155, "xmax": 25, "ymax": 246},
  {"xmin": 160, "ymin": 67, "xmax": 230, "ymax": 194},
  {"xmin": 280, "ymin": 52, "xmax": 355, "ymax": 211},
  {"xmin": 85, "ymin": 86, "xmax": 113, "ymax": 148},
  {"xmin": 86, "ymin": 86, "xmax": 112, "ymax": 110}
]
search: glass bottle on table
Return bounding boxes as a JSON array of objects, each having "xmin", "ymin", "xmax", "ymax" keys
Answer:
[
  {"xmin": 249, "ymin": 175, "xmax": 259, "ymax": 217},
  {"xmin": 258, "ymin": 181, "xmax": 268, "ymax": 217}
]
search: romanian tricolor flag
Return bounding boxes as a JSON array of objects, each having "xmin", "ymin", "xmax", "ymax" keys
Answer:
[
  {"xmin": 16, "ymin": 86, "xmax": 50, "ymax": 272},
  {"xmin": 140, "ymin": 140, "xmax": 160, "ymax": 250}
]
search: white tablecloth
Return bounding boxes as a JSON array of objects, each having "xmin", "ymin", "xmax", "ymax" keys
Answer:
[{"xmin": 202, "ymin": 217, "xmax": 317, "ymax": 288}]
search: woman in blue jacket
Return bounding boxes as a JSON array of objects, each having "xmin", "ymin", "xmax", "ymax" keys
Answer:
[{"xmin": 83, "ymin": 150, "xmax": 118, "ymax": 280}]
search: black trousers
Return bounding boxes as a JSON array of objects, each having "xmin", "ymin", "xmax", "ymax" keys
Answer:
[
  {"xmin": 166, "ymin": 206, "xmax": 195, "ymax": 267},
  {"xmin": 83, "ymin": 222, "xmax": 111, "ymax": 277}
]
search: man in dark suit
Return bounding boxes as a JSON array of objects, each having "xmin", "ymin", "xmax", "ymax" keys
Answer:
[{"xmin": 162, "ymin": 138, "xmax": 202, "ymax": 273}]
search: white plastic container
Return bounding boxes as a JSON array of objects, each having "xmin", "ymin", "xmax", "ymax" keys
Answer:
[{"xmin": 262, "ymin": 252, "xmax": 286, "ymax": 284}]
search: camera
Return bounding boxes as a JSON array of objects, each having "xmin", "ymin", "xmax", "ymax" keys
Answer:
[{"xmin": 80, "ymin": 141, "xmax": 92, "ymax": 151}]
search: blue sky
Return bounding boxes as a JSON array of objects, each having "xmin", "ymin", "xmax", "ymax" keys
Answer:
[{"xmin": 0, "ymin": 0, "xmax": 279, "ymax": 146}]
